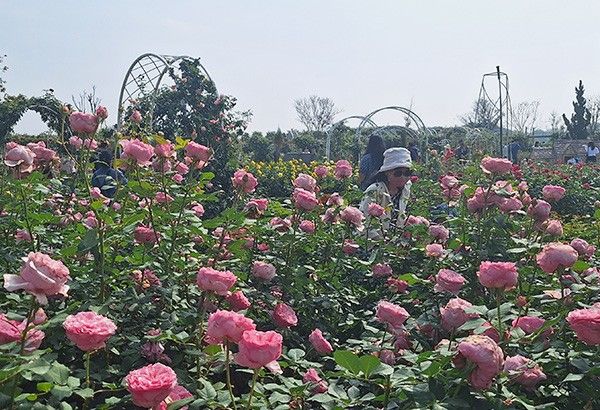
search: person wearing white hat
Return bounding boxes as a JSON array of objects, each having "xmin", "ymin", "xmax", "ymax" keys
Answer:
[{"xmin": 359, "ymin": 147, "xmax": 413, "ymax": 239}]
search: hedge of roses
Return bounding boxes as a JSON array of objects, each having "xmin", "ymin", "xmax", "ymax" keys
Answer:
[{"xmin": 0, "ymin": 111, "xmax": 600, "ymax": 409}]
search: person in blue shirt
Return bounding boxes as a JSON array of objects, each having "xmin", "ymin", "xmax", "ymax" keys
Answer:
[
  {"xmin": 509, "ymin": 139, "xmax": 521, "ymax": 163},
  {"xmin": 359, "ymin": 133, "xmax": 385, "ymax": 191},
  {"xmin": 92, "ymin": 149, "xmax": 128, "ymax": 198}
]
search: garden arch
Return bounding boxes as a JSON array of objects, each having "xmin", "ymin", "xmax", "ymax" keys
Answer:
[
  {"xmin": 0, "ymin": 93, "xmax": 65, "ymax": 144},
  {"xmin": 325, "ymin": 115, "xmax": 377, "ymax": 160},
  {"xmin": 355, "ymin": 106, "xmax": 434, "ymax": 163},
  {"xmin": 116, "ymin": 53, "xmax": 214, "ymax": 131}
]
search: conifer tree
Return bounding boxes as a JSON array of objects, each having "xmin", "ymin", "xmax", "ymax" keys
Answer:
[{"xmin": 562, "ymin": 80, "xmax": 592, "ymax": 139}]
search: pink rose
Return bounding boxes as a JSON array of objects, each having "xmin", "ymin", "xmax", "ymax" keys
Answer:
[
  {"xmin": 15, "ymin": 229, "xmax": 32, "ymax": 243},
  {"xmin": 455, "ymin": 335, "xmax": 504, "ymax": 390},
  {"xmin": 480, "ymin": 156, "xmax": 513, "ymax": 174},
  {"xmin": 83, "ymin": 211, "xmax": 98, "ymax": 229},
  {"xmin": 481, "ymin": 322, "xmax": 500, "ymax": 342},
  {"xmin": 33, "ymin": 308, "xmax": 48, "ymax": 325},
  {"xmin": 205, "ymin": 310, "xmax": 256, "ymax": 344},
  {"xmin": 308, "ymin": 328, "xmax": 333, "ymax": 354},
  {"xmin": 4, "ymin": 252, "xmax": 70, "ymax": 304},
  {"xmin": 4, "ymin": 144, "xmax": 35, "ymax": 174},
  {"xmin": 185, "ymin": 141, "xmax": 211, "ymax": 162},
  {"xmin": 326, "ymin": 193, "xmax": 343, "ymax": 207},
  {"xmin": 376, "ymin": 300, "xmax": 410, "ymax": 330},
  {"xmin": 63, "ymin": 311, "xmax": 117, "ymax": 351},
  {"xmin": 425, "ymin": 243, "xmax": 444, "ymax": 258},
  {"xmin": 499, "ymin": 197, "xmax": 523, "ymax": 213},
  {"xmin": 293, "ymin": 188, "xmax": 319, "ymax": 211},
  {"xmin": 154, "ymin": 142, "xmax": 175, "ymax": 158},
  {"xmin": 428, "ymin": 224, "xmax": 449, "ymax": 243},
  {"xmin": 340, "ymin": 206, "xmax": 364, "ymax": 227},
  {"xmin": 314, "ymin": 165, "xmax": 328, "ymax": 178},
  {"xmin": 334, "ymin": 160, "xmax": 353, "ymax": 179},
  {"xmin": 527, "ymin": 200, "xmax": 551, "ymax": 223},
  {"xmin": 342, "ymin": 239, "xmax": 359, "ymax": 255},
  {"xmin": 476, "ymin": 261, "xmax": 518, "ymax": 290},
  {"xmin": 434, "ymin": 269, "xmax": 465, "ymax": 294},
  {"xmin": 27, "ymin": 142, "xmax": 57, "ymax": 164},
  {"xmin": 95, "ymin": 106, "xmax": 108, "ymax": 120},
  {"xmin": 367, "ymin": 203, "xmax": 385, "ymax": 217},
  {"xmin": 196, "ymin": 267, "xmax": 236, "ymax": 295},
  {"xmin": 172, "ymin": 173, "xmax": 184, "ymax": 184},
  {"xmin": 69, "ymin": 112, "xmax": 98, "ymax": 134},
  {"xmin": 293, "ymin": 173, "xmax": 317, "ymax": 192},
  {"xmin": 154, "ymin": 385, "xmax": 193, "ymax": 410},
  {"xmin": 130, "ymin": 110, "xmax": 143, "ymax": 123},
  {"xmin": 252, "ymin": 261, "xmax": 277, "ymax": 281},
  {"xmin": 504, "ymin": 355, "xmax": 547, "ymax": 388},
  {"xmin": 235, "ymin": 330, "xmax": 283, "ymax": 369},
  {"xmin": 82, "ymin": 138, "xmax": 98, "ymax": 151},
  {"xmin": 406, "ymin": 215, "xmax": 430, "ymax": 227},
  {"xmin": 152, "ymin": 158, "xmax": 171, "ymax": 173},
  {"xmin": 387, "ymin": 278, "xmax": 409, "ymax": 293},
  {"xmin": 440, "ymin": 298, "xmax": 479, "ymax": 332},
  {"xmin": 299, "ymin": 220, "xmax": 316, "ymax": 233},
  {"xmin": 518, "ymin": 181, "xmax": 528, "ymax": 191},
  {"xmin": 175, "ymin": 162, "xmax": 189, "ymax": 175},
  {"xmin": 570, "ymin": 238, "xmax": 596, "ymax": 259},
  {"xmin": 69, "ymin": 136, "xmax": 83, "ymax": 149},
  {"xmin": 372, "ymin": 263, "xmax": 393, "ymax": 278},
  {"xmin": 303, "ymin": 368, "xmax": 328, "ymax": 394},
  {"xmin": 544, "ymin": 219, "xmax": 563, "ymax": 237},
  {"xmin": 244, "ymin": 198, "xmax": 268, "ymax": 215},
  {"xmin": 120, "ymin": 139, "xmax": 154, "ymax": 166},
  {"xmin": 512, "ymin": 316, "xmax": 552, "ymax": 338},
  {"xmin": 270, "ymin": 217, "xmax": 292, "ymax": 232},
  {"xmin": 134, "ymin": 225, "xmax": 160, "ymax": 244},
  {"xmin": 566, "ymin": 305, "xmax": 600, "ymax": 345},
  {"xmin": 272, "ymin": 303, "xmax": 298, "ymax": 328},
  {"xmin": 226, "ymin": 291, "xmax": 251, "ymax": 311},
  {"xmin": 0, "ymin": 315, "xmax": 45, "ymax": 353},
  {"xmin": 125, "ymin": 363, "xmax": 177, "ymax": 408},
  {"xmin": 191, "ymin": 204, "xmax": 205, "ymax": 218},
  {"xmin": 232, "ymin": 169, "xmax": 258, "ymax": 193},
  {"xmin": 155, "ymin": 192, "xmax": 174, "ymax": 204},
  {"xmin": 542, "ymin": 185, "xmax": 566, "ymax": 202},
  {"xmin": 536, "ymin": 243, "xmax": 578, "ymax": 273}
]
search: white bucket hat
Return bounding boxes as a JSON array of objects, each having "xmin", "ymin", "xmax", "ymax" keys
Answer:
[{"xmin": 377, "ymin": 147, "xmax": 413, "ymax": 173}]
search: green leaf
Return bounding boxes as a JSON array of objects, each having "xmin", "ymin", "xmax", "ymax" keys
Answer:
[
  {"xmin": 78, "ymin": 229, "xmax": 98, "ymax": 253},
  {"xmin": 51, "ymin": 385, "xmax": 73, "ymax": 400},
  {"xmin": 287, "ymin": 349, "xmax": 305, "ymax": 361},
  {"xmin": 334, "ymin": 350, "xmax": 361, "ymax": 375},
  {"xmin": 75, "ymin": 388, "xmax": 94, "ymax": 399},
  {"xmin": 44, "ymin": 362, "xmax": 70, "ymax": 384},
  {"xmin": 572, "ymin": 260, "xmax": 590, "ymax": 273},
  {"xmin": 36, "ymin": 382, "xmax": 53, "ymax": 393},
  {"xmin": 562, "ymin": 373, "xmax": 584, "ymax": 383},
  {"xmin": 168, "ymin": 397, "xmax": 195, "ymax": 410},
  {"xmin": 359, "ymin": 355, "xmax": 380, "ymax": 378},
  {"xmin": 594, "ymin": 209, "xmax": 600, "ymax": 221}
]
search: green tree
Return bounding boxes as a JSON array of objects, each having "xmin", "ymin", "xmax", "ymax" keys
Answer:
[
  {"xmin": 562, "ymin": 80, "xmax": 592, "ymax": 139},
  {"xmin": 0, "ymin": 54, "xmax": 8, "ymax": 95}
]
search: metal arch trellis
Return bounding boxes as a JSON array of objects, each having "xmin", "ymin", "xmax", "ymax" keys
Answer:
[
  {"xmin": 116, "ymin": 53, "xmax": 214, "ymax": 131},
  {"xmin": 475, "ymin": 69, "xmax": 513, "ymax": 155},
  {"xmin": 355, "ymin": 106, "xmax": 434, "ymax": 163},
  {"xmin": 325, "ymin": 115, "xmax": 378, "ymax": 160}
]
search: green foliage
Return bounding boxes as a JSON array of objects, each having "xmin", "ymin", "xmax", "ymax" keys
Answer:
[{"xmin": 563, "ymin": 80, "xmax": 592, "ymax": 140}]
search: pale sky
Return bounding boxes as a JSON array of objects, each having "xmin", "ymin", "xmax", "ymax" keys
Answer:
[{"xmin": 3, "ymin": 1, "xmax": 600, "ymax": 134}]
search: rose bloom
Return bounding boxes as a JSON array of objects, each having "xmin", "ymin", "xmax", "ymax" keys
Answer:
[
  {"xmin": 69, "ymin": 136, "xmax": 83, "ymax": 149},
  {"xmin": 406, "ymin": 215, "xmax": 430, "ymax": 227},
  {"xmin": 154, "ymin": 385, "xmax": 193, "ymax": 410},
  {"xmin": 340, "ymin": 206, "xmax": 364, "ymax": 227},
  {"xmin": 476, "ymin": 261, "xmax": 518, "ymax": 290},
  {"xmin": 27, "ymin": 141, "xmax": 57, "ymax": 164},
  {"xmin": 63, "ymin": 311, "xmax": 117, "ymax": 352},
  {"xmin": 545, "ymin": 219, "xmax": 563, "ymax": 237},
  {"xmin": 387, "ymin": 277, "xmax": 409, "ymax": 293},
  {"xmin": 226, "ymin": 291, "xmax": 251, "ymax": 311},
  {"xmin": 434, "ymin": 269, "xmax": 465, "ymax": 294},
  {"xmin": 33, "ymin": 308, "xmax": 48, "ymax": 325},
  {"xmin": 15, "ymin": 229, "xmax": 32, "ymax": 243},
  {"xmin": 134, "ymin": 225, "xmax": 160, "ymax": 244},
  {"xmin": 308, "ymin": 328, "xmax": 333, "ymax": 354},
  {"xmin": 232, "ymin": 169, "xmax": 258, "ymax": 193},
  {"xmin": 0, "ymin": 314, "xmax": 45, "ymax": 353},
  {"xmin": 244, "ymin": 198, "xmax": 269, "ymax": 216},
  {"xmin": 293, "ymin": 173, "xmax": 318, "ymax": 192},
  {"xmin": 270, "ymin": 217, "xmax": 292, "ymax": 232},
  {"xmin": 480, "ymin": 156, "xmax": 513, "ymax": 174},
  {"xmin": 455, "ymin": 335, "xmax": 504, "ymax": 390},
  {"xmin": 425, "ymin": 243, "xmax": 444, "ymax": 258},
  {"xmin": 299, "ymin": 220, "xmax": 316, "ymax": 233},
  {"xmin": 95, "ymin": 105, "xmax": 108, "ymax": 120},
  {"xmin": 4, "ymin": 252, "xmax": 70, "ymax": 305},
  {"xmin": 196, "ymin": 267, "xmax": 237, "ymax": 295},
  {"xmin": 293, "ymin": 188, "xmax": 319, "ymax": 211},
  {"xmin": 566, "ymin": 304, "xmax": 600, "ymax": 345},
  {"xmin": 191, "ymin": 204, "xmax": 205, "ymax": 218},
  {"xmin": 326, "ymin": 193, "xmax": 344, "ymax": 207},
  {"xmin": 499, "ymin": 197, "xmax": 523, "ymax": 213},
  {"xmin": 4, "ymin": 144, "xmax": 35, "ymax": 175},
  {"xmin": 235, "ymin": 330, "xmax": 283, "ymax": 369},
  {"xmin": 542, "ymin": 185, "xmax": 566, "ymax": 202},
  {"xmin": 152, "ymin": 158, "xmax": 171, "ymax": 173},
  {"xmin": 155, "ymin": 192, "xmax": 174, "ymax": 204},
  {"xmin": 334, "ymin": 160, "xmax": 353, "ymax": 179},
  {"xmin": 368, "ymin": 202, "xmax": 385, "ymax": 217},
  {"xmin": 527, "ymin": 200, "xmax": 551, "ymax": 223},
  {"xmin": 536, "ymin": 243, "xmax": 578, "ymax": 273},
  {"xmin": 512, "ymin": 316, "xmax": 553, "ymax": 338},
  {"xmin": 69, "ymin": 112, "xmax": 98, "ymax": 134},
  {"xmin": 175, "ymin": 162, "xmax": 189, "ymax": 175},
  {"xmin": 428, "ymin": 224, "xmax": 449, "ymax": 243},
  {"xmin": 314, "ymin": 165, "xmax": 328, "ymax": 178},
  {"xmin": 82, "ymin": 138, "xmax": 98, "ymax": 151},
  {"xmin": 131, "ymin": 269, "xmax": 162, "ymax": 292},
  {"xmin": 342, "ymin": 239, "xmax": 359, "ymax": 255},
  {"xmin": 440, "ymin": 298, "xmax": 479, "ymax": 332},
  {"xmin": 252, "ymin": 261, "xmax": 277, "ymax": 281},
  {"xmin": 205, "ymin": 310, "xmax": 256, "ymax": 344},
  {"xmin": 303, "ymin": 368, "xmax": 328, "ymax": 394},
  {"xmin": 125, "ymin": 363, "xmax": 177, "ymax": 408},
  {"xmin": 376, "ymin": 301, "xmax": 410, "ymax": 330},
  {"xmin": 120, "ymin": 139, "xmax": 154, "ymax": 166},
  {"xmin": 504, "ymin": 355, "xmax": 547, "ymax": 388},
  {"xmin": 570, "ymin": 238, "xmax": 596, "ymax": 259},
  {"xmin": 272, "ymin": 303, "xmax": 298, "ymax": 328},
  {"xmin": 372, "ymin": 263, "xmax": 393, "ymax": 278},
  {"xmin": 185, "ymin": 141, "xmax": 211, "ymax": 162},
  {"xmin": 154, "ymin": 142, "xmax": 175, "ymax": 158}
]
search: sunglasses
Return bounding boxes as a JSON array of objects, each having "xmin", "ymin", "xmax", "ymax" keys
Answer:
[{"xmin": 392, "ymin": 168, "xmax": 413, "ymax": 177}]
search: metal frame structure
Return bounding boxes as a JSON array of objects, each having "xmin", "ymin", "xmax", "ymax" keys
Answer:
[
  {"xmin": 475, "ymin": 68, "xmax": 513, "ymax": 155},
  {"xmin": 355, "ymin": 106, "xmax": 434, "ymax": 163},
  {"xmin": 116, "ymin": 53, "xmax": 214, "ymax": 131},
  {"xmin": 325, "ymin": 115, "xmax": 378, "ymax": 160}
]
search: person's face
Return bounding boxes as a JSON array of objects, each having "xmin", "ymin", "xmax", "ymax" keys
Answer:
[{"xmin": 385, "ymin": 167, "xmax": 412, "ymax": 189}]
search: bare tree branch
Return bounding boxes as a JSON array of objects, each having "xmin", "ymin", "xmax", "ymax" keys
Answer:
[
  {"xmin": 512, "ymin": 100, "xmax": 540, "ymax": 134},
  {"xmin": 294, "ymin": 95, "xmax": 341, "ymax": 132}
]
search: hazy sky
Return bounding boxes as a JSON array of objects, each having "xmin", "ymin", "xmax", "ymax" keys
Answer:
[{"xmin": 3, "ymin": 1, "xmax": 600, "ymax": 134}]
